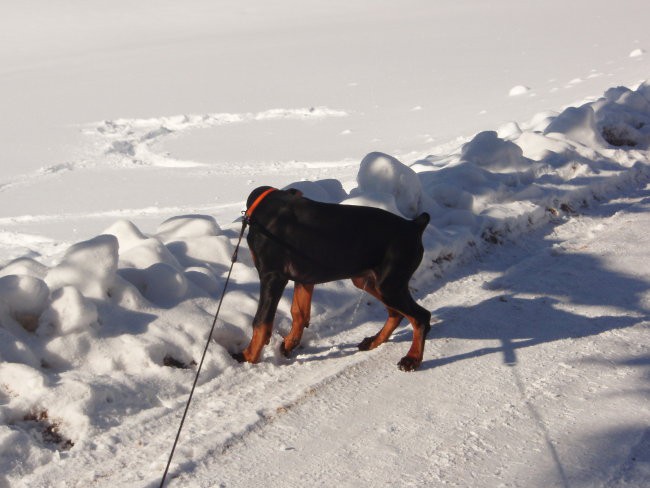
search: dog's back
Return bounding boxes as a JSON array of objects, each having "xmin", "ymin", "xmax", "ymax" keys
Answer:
[{"xmin": 247, "ymin": 187, "xmax": 429, "ymax": 284}]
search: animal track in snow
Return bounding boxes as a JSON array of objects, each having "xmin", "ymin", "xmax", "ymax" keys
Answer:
[{"xmin": 90, "ymin": 107, "xmax": 349, "ymax": 169}]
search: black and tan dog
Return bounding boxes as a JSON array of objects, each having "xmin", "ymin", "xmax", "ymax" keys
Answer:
[{"xmin": 232, "ymin": 186, "xmax": 432, "ymax": 371}]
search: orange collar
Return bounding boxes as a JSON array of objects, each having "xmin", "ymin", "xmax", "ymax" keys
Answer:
[{"xmin": 245, "ymin": 187, "xmax": 277, "ymax": 219}]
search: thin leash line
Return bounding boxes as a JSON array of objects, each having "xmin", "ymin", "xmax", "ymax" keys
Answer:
[
  {"xmin": 159, "ymin": 218, "xmax": 248, "ymax": 488},
  {"xmin": 348, "ymin": 278, "xmax": 368, "ymax": 328}
]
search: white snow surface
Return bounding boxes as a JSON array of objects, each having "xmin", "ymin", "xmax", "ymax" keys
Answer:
[{"xmin": 1, "ymin": 2, "xmax": 650, "ymax": 487}]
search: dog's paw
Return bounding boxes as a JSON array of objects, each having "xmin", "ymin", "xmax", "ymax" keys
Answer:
[
  {"xmin": 231, "ymin": 351, "xmax": 246, "ymax": 363},
  {"xmin": 280, "ymin": 338, "xmax": 301, "ymax": 357},
  {"xmin": 358, "ymin": 336, "xmax": 376, "ymax": 351},
  {"xmin": 397, "ymin": 356, "xmax": 421, "ymax": 372},
  {"xmin": 279, "ymin": 342, "xmax": 291, "ymax": 357}
]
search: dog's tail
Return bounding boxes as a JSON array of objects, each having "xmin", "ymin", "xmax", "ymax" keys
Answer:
[{"xmin": 414, "ymin": 212, "xmax": 430, "ymax": 232}]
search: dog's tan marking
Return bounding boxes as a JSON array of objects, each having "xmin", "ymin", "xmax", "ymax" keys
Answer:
[{"xmin": 282, "ymin": 283, "xmax": 314, "ymax": 355}]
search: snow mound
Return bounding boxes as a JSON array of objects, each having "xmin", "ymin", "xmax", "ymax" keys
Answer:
[
  {"xmin": 596, "ymin": 83, "xmax": 650, "ymax": 149},
  {"xmin": 38, "ymin": 286, "xmax": 98, "ymax": 335},
  {"xmin": 544, "ymin": 104, "xmax": 608, "ymax": 148},
  {"xmin": 349, "ymin": 151, "xmax": 423, "ymax": 218},
  {"xmin": 0, "ymin": 258, "xmax": 48, "ymax": 280},
  {"xmin": 103, "ymin": 216, "xmax": 234, "ymax": 303},
  {"xmin": 102, "ymin": 220, "xmax": 147, "ymax": 252},
  {"xmin": 0, "ymin": 214, "xmax": 244, "ymax": 467},
  {"xmin": 44, "ymin": 235, "xmax": 118, "ymax": 300},
  {"xmin": 118, "ymin": 264, "xmax": 189, "ymax": 307},
  {"xmin": 282, "ymin": 179, "xmax": 348, "ymax": 203},
  {"xmin": 509, "ymin": 85, "xmax": 531, "ymax": 96},
  {"xmin": 460, "ymin": 131, "xmax": 531, "ymax": 172},
  {"xmin": 0, "ymin": 275, "xmax": 49, "ymax": 332},
  {"xmin": 400, "ymin": 82, "xmax": 650, "ymax": 277},
  {"xmin": 155, "ymin": 215, "xmax": 221, "ymax": 243}
]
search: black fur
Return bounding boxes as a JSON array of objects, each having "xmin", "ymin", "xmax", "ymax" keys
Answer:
[{"xmin": 234, "ymin": 186, "xmax": 432, "ymax": 371}]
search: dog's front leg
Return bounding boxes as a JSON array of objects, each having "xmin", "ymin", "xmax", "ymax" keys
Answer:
[{"xmin": 233, "ymin": 273, "xmax": 288, "ymax": 364}]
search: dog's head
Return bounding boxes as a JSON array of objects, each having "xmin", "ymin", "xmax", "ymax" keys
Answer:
[
  {"xmin": 246, "ymin": 186, "xmax": 275, "ymax": 210},
  {"xmin": 246, "ymin": 186, "xmax": 304, "ymax": 213}
]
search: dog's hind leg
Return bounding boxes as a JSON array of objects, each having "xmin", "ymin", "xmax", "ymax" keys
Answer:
[
  {"xmin": 374, "ymin": 284, "xmax": 431, "ymax": 371},
  {"xmin": 358, "ymin": 308, "xmax": 404, "ymax": 351},
  {"xmin": 397, "ymin": 312, "xmax": 431, "ymax": 372},
  {"xmin": 352, "ymin": 276, "xmax": 405, "ymax": 351},
  {"xmin": 280, "ymin": 282, "xmax": 314, "ymax": 356},
  {"xmin": 234, "ymin": 273, "xmax": 288, "ymax": 364}
]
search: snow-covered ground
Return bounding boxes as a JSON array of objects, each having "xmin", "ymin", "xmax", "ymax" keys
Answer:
[{"xmin": 1, "ymin": 2, "xmax": 649, "ymax": 487}]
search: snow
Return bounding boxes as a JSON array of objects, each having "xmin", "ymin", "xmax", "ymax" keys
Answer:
[
  {"xmin": 509, "ymin": 85, "xmax": 532, "ymax": 97},
  {"xmin": 1, "ymin": 1, "xmax": 650, "ymax": 487},
  {"xmin": 350, "ymin": 152, "xmax": 425, "ymax": 218}
]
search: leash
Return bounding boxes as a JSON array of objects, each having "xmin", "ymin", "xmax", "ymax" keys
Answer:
[
  {"xmin": 348, "ymin": 278, "xmax": 368, "ymax": 329},
  {"xmin": 159, "ymin": 217, "xmax": 248, "ymax": 488},
  {"xmin": 160, "ymin": 189, "xmax": 277, "ymax": 486}
]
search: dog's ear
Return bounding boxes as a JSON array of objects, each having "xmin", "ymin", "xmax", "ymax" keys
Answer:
[{"xmin": 287, "ymin": 188, "xmax": 304, "ymax": 198}]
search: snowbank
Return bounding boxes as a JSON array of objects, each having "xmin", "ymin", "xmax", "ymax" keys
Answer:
[{"xmin": 1, "ymin": 82, "xmax": 650, "ymax": 481}]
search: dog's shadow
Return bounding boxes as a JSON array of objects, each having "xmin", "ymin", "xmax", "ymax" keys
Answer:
[
  {"xmin": 420, "ymin": 294, "xmax": 643, "ymax": 371},
  {"xmin": 418, "ymin": 211, "xmax": 649, "ymax": 370}
]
